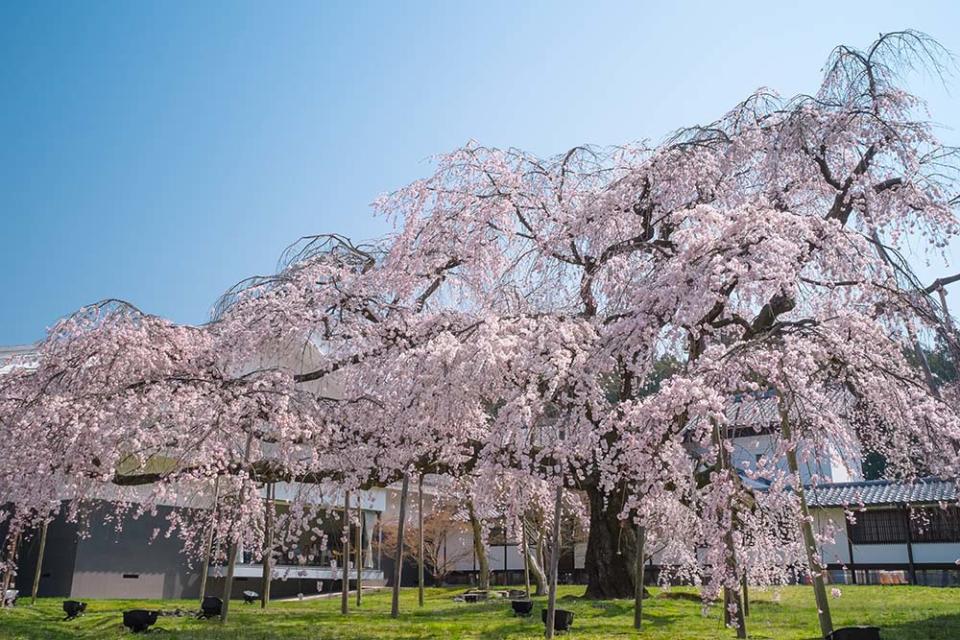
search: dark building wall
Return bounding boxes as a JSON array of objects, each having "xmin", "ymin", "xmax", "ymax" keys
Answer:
[
  {"xmin": 14, "ymin": 513, "xmax": 79, "ymax": 597},
  {"xmin": 68, "ymin": 502, "xmax": 202, "ymax": 599},
  {"xmin": 381, "ymin": 556, "xmax": 435, "ymax": 587}
]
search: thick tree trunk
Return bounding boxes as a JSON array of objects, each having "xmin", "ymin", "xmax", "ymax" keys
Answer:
[
  {"xmin": 527, "ymin": 526, "xmax": 547, "ymax": 596},
  {"xmin": 583, "ymin": 485, "xmax": 647, "ymax": 599},
  {"xmin": 1, "ymin": 531, "xmax": 20, "ymax": 606},
  {"xmin": 466, "ymin": 501, "xmax": 489, "ymax": 590}
]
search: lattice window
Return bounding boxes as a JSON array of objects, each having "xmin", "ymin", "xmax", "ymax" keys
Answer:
[
  {"xmin": 848, "ymin": 509, "xmax": 907, "ymax": 544},
  {"xmin": 910, "ymin": 506, "xmax": 960, "ymax": 543}
]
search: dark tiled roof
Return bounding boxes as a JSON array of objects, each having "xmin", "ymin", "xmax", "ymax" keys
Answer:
[
  {"xmin": 805, "ymin": 479, "xmax": 957, "ymax": 508},
  {"xmin": 724, "ymin": 387, "xmax": 854, "ymax": 430}
]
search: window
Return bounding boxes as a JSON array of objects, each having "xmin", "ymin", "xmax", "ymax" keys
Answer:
[
  {"xmin": 910, "ymin": 506, "xmax": 960, "ymax": 543},
  {"xmin": 848, "ymin": 509, "xmax": 907, "ymax": 544}
]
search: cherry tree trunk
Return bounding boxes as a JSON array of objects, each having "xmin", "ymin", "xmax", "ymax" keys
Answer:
[
  {"xmin": 527, "ymin": 549, "xmax": 547, "ymax": 596},
  {"xmin": 583, "ymin": 485, "xmax": 643, "ymax": 599},
  {"xmin": 466, "ymin": 501, "xmax": 489, "ymax": 590}
]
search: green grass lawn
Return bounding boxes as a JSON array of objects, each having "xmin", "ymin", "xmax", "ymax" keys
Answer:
[{"xmin": 0, "ymin": 585, "xmax": 957, "ymax": 639}]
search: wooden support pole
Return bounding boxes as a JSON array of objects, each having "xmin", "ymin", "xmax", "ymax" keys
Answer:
[
  {"xmin": 30, "ymin": 520, "xmax": 48, "ymax": 605},
  {"xmin": 355, "ymin": 502, "xmax": 363, "ymax": 607},
  {"xmin": 220, "ymin": 541, "xmax": 238, "ymax": 622},
  {"xmin": 779, "ymin": 399, "xmax": 833, "ymax": 639},
  {"xmin": 544, "ymin": 482, "xmax": 563, "ymax": 639},
  {"xmin": 391, "ymin": 474, "xmax": 410, "ymax": 618},
  {"xmin": 418, "ymin": 474, "xmax": 425, "ymax": 608},
  {"xmin": 633, "ymin": 524, "xmax": 645, "ymax": 630},
  {"xmin": 261, "ymin": 483, "xmax": 274, "ymax": 608},
  {"xmin": 341, "ymin": 490, "xmax": 351, "ymax": 615},
  {"xmin": 221, "ymin": 434, "xmax": 253, "ymax": 623},
  {"xmin": 198, "ymin": 476, "xmax": 220, "ymax": 605},
  {"xmin": 741, "ymin": 575, "xmax": 749, "ymax": 617}
]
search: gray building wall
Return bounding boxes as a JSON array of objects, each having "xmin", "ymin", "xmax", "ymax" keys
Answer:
[
  {"xmin": 68, "ymin": 502, "xmax": 202, "ymax": 599},
  {"xmin": 14, "ymin": 501, "xmax": 202, "ymax": 600},
  {"xmin": 14, "ymin": 513, "xmax": 79, "ymax": 597}
]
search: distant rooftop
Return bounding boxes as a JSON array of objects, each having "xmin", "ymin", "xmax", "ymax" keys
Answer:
[
  {"xmin": 0, "ymin": 344, "xmax": 38, "ymax": 374},
  {"xmin": 805, "ymin": 478, "xmax": 957, "ymax": 508}
]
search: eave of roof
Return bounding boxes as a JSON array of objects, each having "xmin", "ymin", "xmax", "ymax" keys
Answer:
[{"xmin": 804, "ymin": 478, "xmax": 957, "ymax": 508}]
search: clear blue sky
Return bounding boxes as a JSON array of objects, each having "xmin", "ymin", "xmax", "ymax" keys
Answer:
[{"xmin": 2, "ymin": 1, "xmax": 959, "ymax": 345}]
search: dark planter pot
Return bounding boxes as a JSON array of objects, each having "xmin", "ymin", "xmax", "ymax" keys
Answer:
[
  {"xmin": 242, "ymin": 590, "xmax": 259, "ymax": 604},
  {"xmin": 122, "ymin": 610, "xmax": 158, "ymax": 633},
  {"xmin": 62, "ymin": 600, "xmax": 86, "ymax": 620},
  {"xmin": 541, "ymin": 608, "xmax": 574, "ymax": 631},
  {"xmin": 200, "ymin": 596, "xmax": 223, "ymax": 619},
  {"xmin": 828, "ymin": 627, "xmax": 881, "ymax": 640},
  {"xmin": 464, "ymin": 591, "xmax": 489, "ymax": 603},
  {"xmin": 511, "ymin": 600, "xmax": 534, "ymax": 616}
]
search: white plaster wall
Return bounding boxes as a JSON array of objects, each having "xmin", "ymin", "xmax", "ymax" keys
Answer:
[
  {"xmin": 851, "ymin": 544, "xmax": 909, "ymax": 564},
  {"xmin": 911, "ymin": 543, "xmax": 960, "ymax": 564},
  {"xmin": 574, "ymin": 542, "xmax": 586, "ymax": 570},
  {"xmin": 814, "ymin": 507, "xmax": 851, "ymax": 565},
  {"xmin": 731, "ymin": 434, "xmax": 856, "ymax": 483}
]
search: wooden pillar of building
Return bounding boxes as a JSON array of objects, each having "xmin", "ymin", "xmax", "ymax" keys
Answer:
[
  {"xmin": 903, "ymin": 506, "xmax": 917, "ymax": 585},
  {"xmin": 845, "ymin": 519, "xmax": 857, "ymax": 585}
]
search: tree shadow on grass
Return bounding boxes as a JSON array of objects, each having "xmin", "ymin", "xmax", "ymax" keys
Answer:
[
  {"xmin": 872, "ymin": 613, "xmax": 960, "ymax": 640},
  {"xmin": 657, "ymin": 591, "xmax": 703, "ymax": 602}
]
